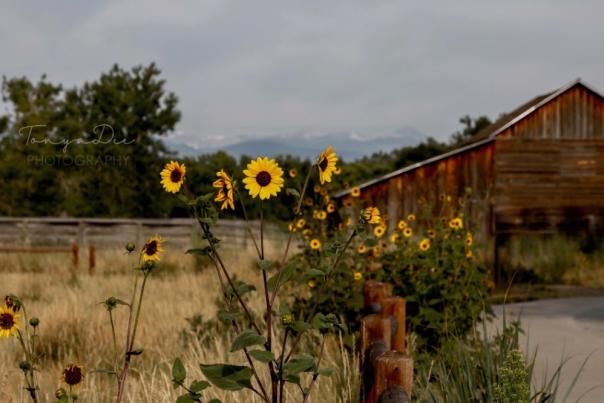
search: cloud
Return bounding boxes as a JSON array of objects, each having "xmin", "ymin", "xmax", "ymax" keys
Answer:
[{"xmin": 1, "ymin": 0, "xmax": 603, "ymax": 147}]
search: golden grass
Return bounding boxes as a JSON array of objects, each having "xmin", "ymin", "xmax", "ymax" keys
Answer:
[{"xmin": 0, "ymin": 241, "xmax": 359, "ymax": 402}]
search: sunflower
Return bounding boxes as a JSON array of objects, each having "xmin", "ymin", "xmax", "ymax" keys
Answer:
[
  {"xmin": 304, "ymin": 197, "xmax": 314, "ymax": 207},
  {"xmin": 427, "ymin": 229, "xmax": 436, "ymax": 238},
  {"xmin": 390, "ymin": 233, "xmax": 400, "ymax": 243},
  {"xmin": 374, "ymin": 225, "xmax": 386, "ymax": 238},
  {"xmin": 141, "ymin": 235, "xmax": 163, "ymax": 262},
  {"xmin": 0, "ymin": 305, "xmax": 19, "ymax": 338},
  {"xmin": 397, "ymin": 220, "xmax": 407, "ymax": 230},
  {"xmin": 296, "ymin": 218, "xmax": 306, "ymax": 229},
  {"xmin": 419, "ymin": 238, "xmax": 431, "ymax": 251},
  {"xmin": 289, "ymin": 168, "xmax": 297, "ymax": 178},
  {"xmin": 351, "ymin": 187, "xmax": 361, "ymax": 197},
  {"xmin": 160, "ymin": 161, "xmax": 186, "ymax": 193},
  {"xmin": 380, "ymin": 240, "xmax": 388, "ymax": 249},
  {"xmin": 327, "ymin": 203, "xmax": 336, "ymax": 213},
  {"xmin": 242, "ymin": 157, "xmax": 284, "ymax": 199},
  {"xmin": 357, "ymin": 244, "xmax": 367, "ymax": 254},
  {"xmin": 334, "ymin": 166, "xmax": 342, "ymax": 175},
  {"xmin": 353, "ymin": 271, "xmax": 363, "ymax": 282},
  {"xmin": 466, "ymin": 249, "xmax": 473, "ymax": 258},
  {"xmin": 212, "ymin": 170, "xmax": 235, "ymax": 210},
  {"xmin": 371, "ymin": 246, "xmax": 382, "ymax": 258},
  {"xmin": 317, "ymin": 146, "xmax": 338, "ymax": 184},
  {"xmin": 363, "ymin": 207, "xmax": 381, "ymax": 224},
  {"xmin": 449, "ymin": 217, "xmax": 463, "ymax": 230},
  {"xmin": 313, "ymin": 185, "xmax": 321, "ymax": 193},
  {"xmin": 309, "ymin": 239, "xmax": 321, "ymax": 250},
  {"xmin": 307, "ymin": 280, "xmax": 316, "ymax": 289},
  {"xmin": 466, "ymin": 233, "xmax": 473, "ymax": 246},
  {"xmin": 315, "ymin": 210, "xmax": 327, "ymax": 220},
  {"xmin": 458, "ymin": 197, "xmax": 466, "ymax": 207},
  {"xmin": 343, "ymin": 199, "xmax": 353, "ymax": 208},
  {"xmin": 62, "ymin": 364, "xmax": 84, "ymax": 389},
  {"xmin": 288, "ymin": 223, "xmax": 296, "ymax": 232},
  {"xmin": 403, "ymin": 228, "xmax": 413, "ymax": 238},
  {"xmin": 302, "ymin": 229, "xmax": 312, "ymax": 239},
  {"xmin": 407, "ymin": 214, "xmax": 416, "ymax": 222}
]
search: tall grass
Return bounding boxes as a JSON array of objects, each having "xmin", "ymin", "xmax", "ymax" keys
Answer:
[{"xmin": 0, "ymin": 241, "xmax": 358, "ymax": 402}]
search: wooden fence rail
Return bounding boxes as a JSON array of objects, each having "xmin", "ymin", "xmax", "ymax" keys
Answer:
[{"xmin": 360, "ymin": 280, "xmax": 413, "ymax": 403}]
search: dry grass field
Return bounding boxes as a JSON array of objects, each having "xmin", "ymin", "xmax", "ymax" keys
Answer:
[{"xmin": 0, "ymin": 241, "xmax": 359, "ymax": 402}]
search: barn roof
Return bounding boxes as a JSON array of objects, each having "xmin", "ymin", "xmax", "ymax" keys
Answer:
[{"xmin": 334, "ymin": 79, "xmax": 604, "ymax": 198}]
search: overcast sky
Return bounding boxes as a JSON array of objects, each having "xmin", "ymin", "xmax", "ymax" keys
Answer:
[{"xmin": 1, "ymin": 0, "xmax": 603, "ymax": 147}]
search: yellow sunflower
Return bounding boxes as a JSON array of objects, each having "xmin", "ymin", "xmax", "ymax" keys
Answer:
[
  {"xmin": 449, "ymin": 217, "xmax": 463, "ymax": 230},
  {"xmin": 315, "ymin": 210, "xmax": 327, "ymax": 220},
  {"xmin": 160, "ymin": 161, "xmax": 186, "ymax": 193},
  {"xmin": 351, "ymin": 187, "xmax": 361, "ymax": 197},
  {"xmin": 304, "ymin": 197, "xmax": 314, "ymax": 207},
  {"xmin": 288, "ymin": 223, "xmax": 296, "ymax": 232},
  {"xmin": 419, "ymin": 238, "xmax": 431, "ymax": 251},
  {"xmin": 407, "ymin": 214, "xmax": 416, "ymax": 222},
  {"xmin": 363, "ymin": 207, "xmax": 381, "ymax": 224},
  {"xmin": 141, "ymin": 235, "xmax": 163, "ymax": 262},
  {"xmin": 374, "ymin": 225, "xmax": 386, "ymax": 238},
  {"xmin": 466, "ymin": 233, "xmax": 473, "ymax": 246},
  {"xmin": 390, "ymin": 233, "xmax": 400, "ymax": 243},
  {"xmin": 289, "ymin": 168, "xmax": 297, "ymax": 178},
  {"xmin": 327, "ymin": 203, "xmax": 336, "ymax": 213},
  {"xmin": 309, "ymin": 239, "xmax": 321, "ymax": 250},
  {"xmin": 296, "ymin": 218, "xmax": 306, "ymax": 229},
  {"xmin": 307, "ymin": 280, "xmax": 316, "ymax": 289},
  {"xmin": 353, "ymin": 271, "xmax": 363, "ymax": 282},
  {"xmin": 62, "ymin": 364, "xmax": 84, "ymax": 389},
  {"xmin": 334, "ymin": 166, "xmax": 342, "ymax": 175},
  {"xmin": 357, "ymin": 244, "xmax": 367, "ymax": 254},
  {"xmin": 397, "ymin": 220, "xmax": 407, "ymax": 230},
  {"xmin": 0, "ymin": 305, "xmax": 19, "ymax": 338},
  {"xmin": 403, "ymin": 228, "xmax": 413, "ymax": 238},
  {"xmin": 243, "ymin": 157, "xmax": 284, "ymax": 200},
  {"xmin": 466, "ymin": 249, "xmax": 473, "ymax": 258},
  {"xmin": 343, "ymin": 199, "xmax": 353, "ymax": 208},
  {"xmin": 313, "ymin": 185, "xmax": 322, "ymax": 193},
  {"xmin": 212, "ymin": 170, "xmax": 235, "ymax": 210},
  {"xmin": 317, "ymin": 146, "xmax": 338, "ymax": 184},
  {"xmin": 427, "ymin": 229, "xmax": 436, "ymax": 238},
  {"xmin": 302, "ymin": 229, "xmax": 312, "ymax": 239}
]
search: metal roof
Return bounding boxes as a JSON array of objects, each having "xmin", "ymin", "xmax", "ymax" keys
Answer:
[{"xmin": 334, "ymin": 79, "xmax": 604, "ymax": 199}]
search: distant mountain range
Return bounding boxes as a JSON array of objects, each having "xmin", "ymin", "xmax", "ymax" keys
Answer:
[{"xmin": 165, "ymin": 127, "xmax": 427, "ymax": 161}]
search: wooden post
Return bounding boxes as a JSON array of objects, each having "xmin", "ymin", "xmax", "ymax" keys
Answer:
[
  {"xmin": 364, "ymin": 281, "xmax": 393, "ymax": 311},
  {"xmin": 71, "ymin": 242, "xmax": 79, "ymax": 269},
  {"xmin": 360, "ymin": 314, "xmax": 391, "ymax": 364},
  {"xmin": 89, "ymin": 245, "xmax": 96, "ymax": 275},
  {"xmin": 382, "ymin": 297, "xmax": 406, "ymax": 353},
  {"xmin": 373, "ymin": 351, "xmax": 414, "ymax": 402}
]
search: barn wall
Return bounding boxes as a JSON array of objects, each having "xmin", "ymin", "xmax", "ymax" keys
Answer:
[{"xmin": 355, "ymin": 143, "xmax": 495, "ymax": 247}]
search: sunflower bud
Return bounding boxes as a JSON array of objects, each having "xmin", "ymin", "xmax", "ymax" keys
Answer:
[
  {"xmin": 29, "ymin": 317, "xmax": 40, "ymax": 327},
  {"xmin": 142, "ymin": 260, "xmax": 156, "ymax": 274},
  {"xmin": 19, "ymin": 361, "xmax": 32, "ymax": 372},
  {"xmin": 4, "ymin": 295, "xmax": 13, "ymax": 309},
  {"xmin": 281, "ymin": 313, "xmax": 294, "ymax": 327},
  {"xmin": 55, "ymin": 388, "xmax": 67, "ymax": 399},
  {"xmin": 103, "ymin": 297, "xmax": 118, "ymax": 311},
  {"xmin": 125, "ymin": 242, "xmax": 136, "ymax": 253}
]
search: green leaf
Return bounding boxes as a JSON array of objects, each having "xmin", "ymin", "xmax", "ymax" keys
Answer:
[
  {"xmin": 257, "ymin": 259, "xmax": 274, "ymax": 272},
  {"xmin": 217, "ymin": 309, "xmax": 240, "ymax": 323},
  {"xmin": 201, "ymin": 364, "xmax": 254, "ymax": 391},
  {"xmin": 293, "ymin": 320, "xmax": 312, "ymax": 333},
  {"xmin": 186, "ymin": 247, "xmax": 212, "ymax": 256},
  {"xmin": 172, "ymin": 358, "xmax": 187, "ymax": 387},
  {"xmin": 318, "ymin": 367, "xmax": 334, "ymax": 377},
  {"xmin": 305, "ymin": 268, "xmax": 326, "ymax": 278},
  {"xmin": 286, "ymin": 188, "xmax": 301, "ymax": 198},
  {"xmin": 230, "ymin": 330, "xmax": 265, "ymax": 352},
  {"xmin": 189, "ymin": 380, "xmax": 210, "ymax": 392},
  {"xmin": 268, "ymin": 266, "xmax": 296, "ymax": 291},
  {"xmin": 175, "ymin": 394, "xmax": 196, "ymax": 403},
  {"xmin": 248, "ymin": 349, "xmax": 275, "ymax": 363},
  {"xmin": 283, "ymin": 354, "xmax": 316, "ymax": 376}
]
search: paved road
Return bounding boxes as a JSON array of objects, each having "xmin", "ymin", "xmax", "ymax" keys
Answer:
[{"xmin": 493, "ymin": 297, "xmax": 604, "ymax": 403}]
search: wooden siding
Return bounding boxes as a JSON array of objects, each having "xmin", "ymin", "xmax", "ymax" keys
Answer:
[{"xmin": 354, "ymin": 142, "xmax": 495, "ymax": 242}]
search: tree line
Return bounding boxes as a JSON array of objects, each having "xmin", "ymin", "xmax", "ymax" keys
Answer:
[{"xmin": 0, "ymin": 63, "xmax": 490, "ymax": 219}]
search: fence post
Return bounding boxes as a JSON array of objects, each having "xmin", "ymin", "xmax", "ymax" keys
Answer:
[
  {"xmin": 374, "ymin": 351, "xmax": 413, "ymax": 402},
  {"xmin": 364, "ymin": 281, "xmax": 392, "ymax": 313},
  {"xmin": 71, "ymin": 242, "xmax": 79, "ymax": 269},
  {"xmin": 89, "ymin": 245, "xmax": 96, "ymax": 275},
  {"xmin": 382, "ymin": 297, "xmax": 406, "ymax": 353}
]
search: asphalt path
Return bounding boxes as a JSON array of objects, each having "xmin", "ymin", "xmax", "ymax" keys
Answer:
[{"xmin": 493, "ymin": 297, "xmax": 604, "ymax": 403}]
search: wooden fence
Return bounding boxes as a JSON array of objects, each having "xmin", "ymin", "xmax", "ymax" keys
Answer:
[{"xmin": 360, "ymin": 280, "xmax": 413, "ymax": 403}]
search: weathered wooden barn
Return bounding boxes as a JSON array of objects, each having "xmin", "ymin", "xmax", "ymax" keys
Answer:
[{"xmin": 335, "ymin": 79, "xmax": 604, "ymax": 279}]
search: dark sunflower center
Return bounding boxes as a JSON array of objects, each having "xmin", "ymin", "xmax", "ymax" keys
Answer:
[
  {"xmin": 64, "ymin": 366, "xmax": 83, "ymax": 386},
  {"xmin": 145, "ymin": 240, "xmax": 158, "ymax": 256},
  {"xmin": 0, "ymin": 313, "xmax": 14, "ymax": 329},
  {"xmin": 318, "ymin": 157, "xmax": 328, "ymax": 171},
  {"xmin": 170, "ymin": 168, "xmax": 183, "ymax": 183},
  {"xmin": 256, "ymin": 171, "xmax": 272, "ymax": 187}
]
